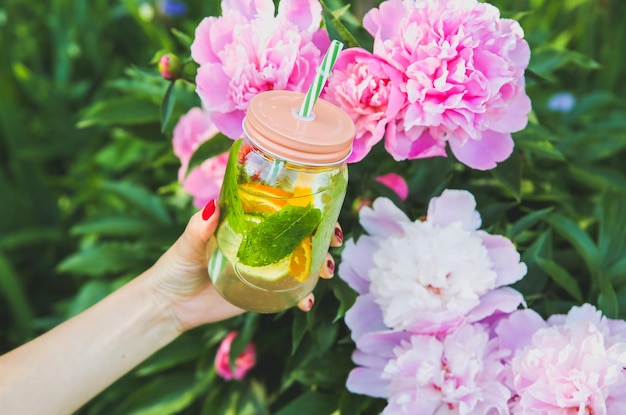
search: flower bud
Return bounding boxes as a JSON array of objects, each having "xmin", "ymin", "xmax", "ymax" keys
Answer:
[
  {"xmin": 214, "ymin": 331, "xmax": 256, "ymax": 380},
  {"xmin": 158, "ymin": 53, "xmax": 182, "ymax": 80}
]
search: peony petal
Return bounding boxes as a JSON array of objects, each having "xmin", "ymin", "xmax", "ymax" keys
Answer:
[
  {"xmin": 469, "ymin": 287, "xmax": 526, "ymax": 324},
  {"xmin": 345, "ymin": 294, "xmax": 386, "ymax": 342},
  {"xmin": 338, "ymin": 238, "xmax": 376, "ymax": 294},
  {"xmin": 494, "ymin": 308, "xmax": 546, "ymax": 353},
  {"xmin": 195, "ymin": 64, "xmax": 233, "ymax": 113},
  {"xmin": 359, "ymin": 197, "xmax": 411, "ymax": 238},
  {"xmin": 222, "ymin": 0, "xmax": 274, "ymax": 20},
  {"xmin": 426, "ymin": 189, "xmax": 482, "ymax": 231},
  {"xmin": 356, "ymin": 330, "xmax": 410, "ymax": 358},
  {"xmin": 479, "ymin": 232, "xmax": 527, "ymax": 286},
  {"xmin": 277, "ymin": 0, "xmax": 322, "ymax": 32},
  {"xmin": 448, "ymin": 129, "xmax": 514, "ymax": 171},
  {"xmin": 346, "ymin": 367, "xmax": 388, "ymax": 398},
  {"xmin": 210, "ymin": 110, "xmax": 246, "ymax": 140},
  {"xmin": 375, "ymin": 173, "xmax": 409, "ymax": 201}
]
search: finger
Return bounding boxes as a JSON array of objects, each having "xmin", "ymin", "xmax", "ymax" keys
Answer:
[
  {"xmin": 319, "ymin": 253, "xmax": 335, "ymax": 279},
  {"xmin": 173, "ymin": 200, "xmax": 220, "ymax": 262},
  {"xmin": 297, "ymin": 293, "xmax": 315, "ymax": 312},
  {"xmin": 330, "ymin": 223, "xmax": 343, "ymax": 247}
]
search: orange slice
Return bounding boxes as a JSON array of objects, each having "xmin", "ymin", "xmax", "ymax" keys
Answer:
[
  {"xmin": 289, "ymin": 236, "xmax": 313, "ymax": 282},
  {"xmin": 239, "ymin": 183, "xmax": 293, "ymax": 214},
  {"xmin": 288, "ymin": 174, "xmax": 314, "ymax": 207}
]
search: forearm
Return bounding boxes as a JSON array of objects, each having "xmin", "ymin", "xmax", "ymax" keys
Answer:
[{"xmin": 0, "ymin": 268, "xmax": 181, "ymax": 415}]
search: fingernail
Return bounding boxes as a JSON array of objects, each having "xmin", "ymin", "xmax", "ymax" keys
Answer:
[
  {"xmin": 307, "ymin": 296, "xmax": 314, "ymax": 310},
  {"xmin": 202, "ymin": 199, "xmax": 216, "ymax": 221},
  {"xmin": 331, "ymin": 224, "xmax": 343, "ymax": 247},
  {"xmin": 326, "ymin": 258, "xmax": 335, "ymax": 276}
]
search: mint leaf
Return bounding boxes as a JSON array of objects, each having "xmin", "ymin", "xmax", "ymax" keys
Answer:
[
  {"xmin": 219, "ymin": 139, "xmax": 245, "ymax": 233},
  {"xmin": 237, "ymin": 205, "xmax": 322, "ymax": 266}
]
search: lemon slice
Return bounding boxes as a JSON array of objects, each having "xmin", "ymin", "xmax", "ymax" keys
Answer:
[{"xmin": 235, "ymin": 256, "xmax": 291, "ymax": 282}]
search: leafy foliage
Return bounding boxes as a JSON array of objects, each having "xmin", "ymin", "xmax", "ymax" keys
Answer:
[{"xmin": 1, "ymin": 0, "xmax": 626, "ymax": 413}]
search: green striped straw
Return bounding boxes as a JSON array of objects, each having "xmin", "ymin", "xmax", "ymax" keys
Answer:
[{"xmin": 298, "ymin": 39, "xmax": 344, "ymax": 118}]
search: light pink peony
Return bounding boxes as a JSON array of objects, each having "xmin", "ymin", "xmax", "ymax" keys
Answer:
[
  {"xmin": 341, "ymin": 189, "xmax": 527, "ymax": 338},
  {"xmin": 506, "ymin": 305, "xmax": 626, "ymax": 414},
  {"xmin": 375, "ymin": 173, "xmax": 409, "ymax": 201},
  {"xmin": 191, "ymin": 0, "xmax": 330, "ymax": 139},
  {"xmin": 172, "ymin": 107, "xmax": 228, "ymax": 208},
  {"xmin": 322, "ymin": 48, "xmax": 405, "ymax": 163},
  {"xmin": 382, "ymin": 324, "xmax": 511, "ymax": 414},
  {"xmin": 342, "ymin": 0, "xmax": 532, "ymax": 169},
  {"xmin": 214, "ymin": 331, "xmax": 256, "ymax": 381}
]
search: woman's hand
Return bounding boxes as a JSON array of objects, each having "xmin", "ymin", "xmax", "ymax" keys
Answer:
[{"xmin": 149, "ymin": 200, "xmax": 343, "ymax": 332}]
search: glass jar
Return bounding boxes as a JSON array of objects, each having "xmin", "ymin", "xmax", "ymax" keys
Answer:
[{"xmin": 206, "ymin": 90, "xmax": 354, "ymax": 313}]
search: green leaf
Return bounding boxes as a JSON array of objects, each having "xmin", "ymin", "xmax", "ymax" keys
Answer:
[
  {"xmin": 607, "ymin": 256, "xmax": 626, "ymax": 284},
  {"xmin": 170, "ymin": 27, "xmax": 193, "ymax": 48},
  {"xmin": 71, "ymin": 216, "xmax": 155, "ymax": 237},
  {"xmin": 160, "ymin": 81, "xmax": 176, "ymax": 133},
  {"xmin": 0, "ymin": 253, "xmax": 34, "ymax": 339},
  {"xmin": 291, "ymin": 311, "xmax": 309, "ymax": 354},
  {"xmin": 137, "ymin": 334, "xmax": 203, "ymax": 376},
  {"xmin": 327, "ymin": 276, "xmax": 357, "ymax": 322},
  {"xmin": 599, "ymin": 274, "xmax": 619, "ymax": 319},
  {"xmin": 219, "ymin": 139, "xmax": 245, "ymax": 233},
  {"xmin": 509, "ymin": 207, "xmax": 554, "ymax": 238},
  {"xmin": 546, "ymin": 213, "xmax": 599, "ymax": 276},
  {"xmin": 535, "ymin": 256, "xmax": 583, "ymax": 302},
  {"xmin": 569, "ymin": 164, "xmax": 626, "ymax": 192},
  {"xmin": 186, "ymin": 133, "xmax": 234, "ymax": 177},
  {"xmin": 274, "ymin": 392, "xmax": 339, "ymax": 415},
  {"xmin": 598, "ymin": 191, "xmax": 626, "ymax": 265},
  {"xmin": 238, "ymin": 205, "xmax": 322, "ymax": 267},
  {"xmin": 319, "ymin": 0, "xmax": 360, "ymax": 48},
  {"xmin": 99, "ymin": 181, "xmax": 171, "ymax": 225},
  {"xmin": 229, "ymin": 313, "xmax": 259, "ymax": 371},
  {"xmin": 490, "ymin": 150, "xmax": 522, "ymax": 202},
  {"xmin": 77, "ymin": 97, "xmax": 160, "ymax": 128},
  {"xmin": 116, "ymin": 373, "xmax": 198, "ymax": 415},
  {"xmin": 57, "ymin": 243, "xmax": 143, "ymax": 277}
]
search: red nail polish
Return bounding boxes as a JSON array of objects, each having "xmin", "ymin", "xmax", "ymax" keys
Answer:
[
  {"xmin": 308, "ymin": 297, "xmax": 314, "ymax": 310},
  {"xmin": 202, "ymin": 200, "xmax": 216, "ymax": 221},
  {"xmin": 334, "ymin": 226, "xmax": 343, "ymax": 244},
  {"xmin": 327, "ymin": 259, "xmax": 335, "ymax": 275}
]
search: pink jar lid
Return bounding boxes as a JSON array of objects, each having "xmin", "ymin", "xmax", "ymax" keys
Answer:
[{"xmin": 243, "ymin": 90, "xmax": 355, "ymax": 165}]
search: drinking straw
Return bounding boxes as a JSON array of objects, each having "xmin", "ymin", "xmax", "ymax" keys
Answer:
[{"xmin": 298, "ymin": 39, "xmax": 344, "ymax": 118}]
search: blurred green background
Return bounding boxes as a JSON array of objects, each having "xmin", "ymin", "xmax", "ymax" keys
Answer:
[{"xmin": 1, "ymin": 0, "xmax": 625, "ymax": 413}]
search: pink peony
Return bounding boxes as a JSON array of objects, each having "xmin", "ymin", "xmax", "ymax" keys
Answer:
[
  {"xmin": 322, "ymin": 48, "xmax": 405, "ymax": 163},
  {"xmin": 172, "ymin": 107, "xmax": 229, "ymax": 208},
  {"xmin": 191, "ymin": 0, "xmax": 330, "ymax": 139},
  {"xmin": 381, "ymin": 324, "xmax": 511, "ymax": 414},
  {"xmin": 341, "ymin": 189, "xmax": 527, "ymax": 338},
  {"xmin": 505, "ymin": 305, "xmax": 626, "ymax": 414},
  {"xmin": 214, "ymin": 331, "xmax": 256, "ymax": 381},
  {"xmin": 375, "ymin": 173, "xmax": 409, "ymax": 201},
  {"xmin": 338, "ymin": 0, "xmax": 531, "ymax": 169},
  {"xmin": 182, "ymin": 153, "xmax": 229, "ymax": 208}
]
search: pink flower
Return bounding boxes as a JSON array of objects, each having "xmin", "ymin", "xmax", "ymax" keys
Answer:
[
  {"xmin": 214, "ymin": 331, "xmax": 256, "ymax": 381},
  {"xmin": 340, "ymin": 190, "xmax": 526, "ymax": 338},
  {"xmin": 172, "ymin": 107, "xmax": 229, "ymax": 208},
  {"xmin": 506, "ymin": 305, "xmax": 626, "ymax": 414},
  {"xmin": 352, "ymin": 0, "xmax": 531, "ymax": 169},
  {"xmin": 375, "ymin": 173, "xmax": 409, "ymax": 201},
  {"xmin": 381, "ymin": 324, "xmax": 511, "ymax": 414},
  {"xmin": 191, "ymin": 0, "xmax": 330, "ymax": 139},
  {"xmin": 322, "ymin": 48, "xmax": 405, "ymax": 163}
]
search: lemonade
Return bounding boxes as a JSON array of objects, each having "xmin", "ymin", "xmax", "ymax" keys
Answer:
[{"xmin": 207, "ymin": 138, "xmax": 348, "ymax": 313}]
